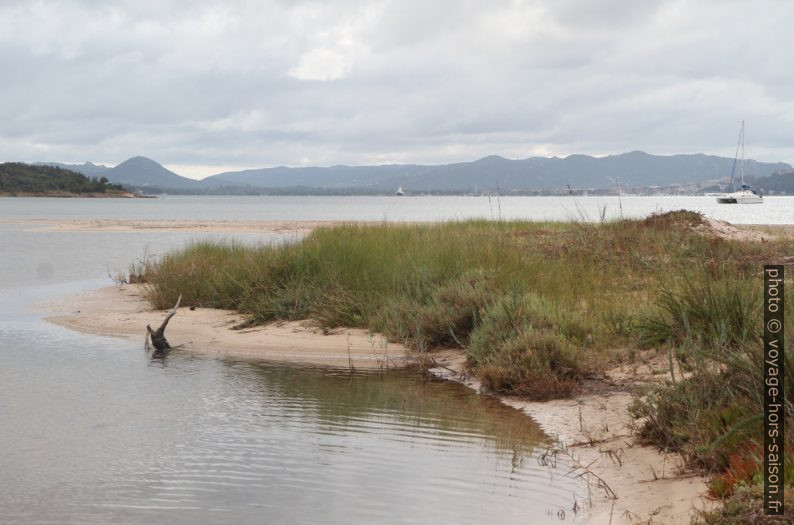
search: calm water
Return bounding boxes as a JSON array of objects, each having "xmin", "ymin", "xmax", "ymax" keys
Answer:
[
  {"xmin": 3, "ymin": 194, "xmax": 794, "ymax": 223},
  {"xmin": 0, "ymin": 197, "xmax": 598, "ymax": 524}
]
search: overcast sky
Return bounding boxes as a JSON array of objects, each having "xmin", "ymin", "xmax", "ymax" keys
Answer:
[{"xmin": 1, "ymin": 0, "xmax": 792, "ymax": 179}]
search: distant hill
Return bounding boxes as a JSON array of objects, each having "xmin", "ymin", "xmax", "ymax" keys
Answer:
[
  {"xmin": 26, "ymin": 152, "xmax": 792, "ymax": 194},
  {"xmin": 41, "ymin": 157, "xmax": 198, "ymax": 190},
  {"xmin": 200, "ymin": 151, "xmax": 791, "ymax": 192},
  {"xmin": 38, "ymin": 161, "xmax": 111, "ymax": 178},
  {"xmin": 0, "ymin": 163, "xmax": 129, "ymax": 196},
  {"xmin": 752, "ymin": 169, "xmax": 794, "ymax": 194},
  {"xmin": 203, "ymin": 164, "xmax": 414, "ymax": 189},
  {"xmin": 103, "ymin": 157, "xmax": 198, "ymax": 189}
]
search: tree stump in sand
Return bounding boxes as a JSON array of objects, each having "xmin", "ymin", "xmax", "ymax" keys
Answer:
[{"xmin": 146, "ymin": 295, "xmax": 181, "ymax": 355}]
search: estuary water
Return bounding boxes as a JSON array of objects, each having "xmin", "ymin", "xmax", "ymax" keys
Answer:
[
  {"xmin": 0, "ymin": 196, "xmax": 593, "ymax": 525},
  {"xmin": 4, "ymin": 194, "xmax": 794, "ymax": 223},
  {"xmin": 1, "ymin": 194, "xmax": 787, "ymax": 524}
]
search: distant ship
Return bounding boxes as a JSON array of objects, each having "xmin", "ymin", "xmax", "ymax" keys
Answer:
[
  {"xmin": 716, "ymin": 121, "xmax": 763, "ymax": 204},
  {"xmin": 395, "ymin": 186, "xmax": 405, "ymax": 196}
]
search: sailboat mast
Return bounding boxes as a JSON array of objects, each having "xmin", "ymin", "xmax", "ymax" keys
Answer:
[{"xmin": 740, "ymin": 120, "xmax": 745, "ymax": 185}]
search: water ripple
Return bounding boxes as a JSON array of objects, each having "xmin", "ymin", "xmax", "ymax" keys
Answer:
[{"xmin": 1, "ymin": 319, "xmax": 585, "ymax": 525}]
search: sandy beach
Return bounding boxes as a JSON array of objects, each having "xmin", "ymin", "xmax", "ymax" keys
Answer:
[{"xmin": 41, "ymin": 283, "xmax": 716, "ymax": 524}]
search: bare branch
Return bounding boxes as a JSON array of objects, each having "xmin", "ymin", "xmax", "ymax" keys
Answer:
[
  {"xmin": 147, "ymin": 294, "xmax": 182, "ymax": 354},
  {"xmin": 155, "ymin": 294, "xmax": 181, "ymax": 335}
]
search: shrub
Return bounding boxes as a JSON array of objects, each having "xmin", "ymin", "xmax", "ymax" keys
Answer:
[{"xmin": 467, "ymin": 293, "xmax": 595, "ymax": 399}]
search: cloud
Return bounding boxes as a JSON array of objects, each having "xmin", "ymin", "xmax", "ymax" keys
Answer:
[
  {"xmin": 289, "ymin": 48, "xmax": 352, "ymax": 81},
  {"xmin": 0, "ymin": 0, "xmax": 792, "ymax": 178}
]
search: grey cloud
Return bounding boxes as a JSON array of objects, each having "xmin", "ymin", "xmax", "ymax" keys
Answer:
[{"xmin": 0, "ymin": 0, "xmax": 792, "ymax": 175}]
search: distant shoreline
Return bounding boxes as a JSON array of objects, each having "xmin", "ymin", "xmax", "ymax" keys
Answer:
[
  {"xmin": 0, "ymin": 218, "xmax": 369, "ymax": 233},
  {"xmin": 0, "ymin": 190, "xmax": 147, "ymax": 198}
]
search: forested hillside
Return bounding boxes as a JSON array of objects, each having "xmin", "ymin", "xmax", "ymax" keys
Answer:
[
  {"xmin": 0, "ymin": 163, "xmax": 128, "ymax": 195},
  {"xmin": 752, "ymin": 168, "xmax": 794, "ymax": 194}
]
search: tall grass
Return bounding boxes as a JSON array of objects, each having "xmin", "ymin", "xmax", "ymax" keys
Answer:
[
  {"xmin": 637, "ymin": 273, "xmax": 761, "ymax": 351},
  {"xmin": 140, "ymin": 212, "xmax": 787, "ymax": 396}
]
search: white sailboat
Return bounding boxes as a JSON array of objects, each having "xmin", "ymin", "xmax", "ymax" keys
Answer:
[{"xmin": 716, "ymin": 121, "xmax": 763, "ymax": 204}]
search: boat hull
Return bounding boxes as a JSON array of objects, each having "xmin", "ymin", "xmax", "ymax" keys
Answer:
[
  {"xmin": 716, "ymin": 122, "xmax": 763, "ymax": 204},
  {"xmin": 716, "ymin": 196, "xmax": 763, "ymax": 204},
  {"xmin": 716, "ymin": 189, "xmax": 763, "ymax": 204}
]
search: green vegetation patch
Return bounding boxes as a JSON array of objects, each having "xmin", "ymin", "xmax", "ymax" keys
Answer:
[
  {"xmin": 0, "ymin": 163, "xmax": 126, "ymax": 195},
  {"xmin": 140, "ymin": 210, "xmax": 785, "ymax": 397}
]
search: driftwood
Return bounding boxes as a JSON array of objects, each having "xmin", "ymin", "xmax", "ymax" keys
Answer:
[{"xmin": 146, "ymin": 294, "xmax": 181, "ymax": 355}]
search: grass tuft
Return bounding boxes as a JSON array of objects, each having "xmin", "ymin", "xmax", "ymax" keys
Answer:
[{"xmin": 636, "ymin": 272, "xmax": 760, "ymax": 351}]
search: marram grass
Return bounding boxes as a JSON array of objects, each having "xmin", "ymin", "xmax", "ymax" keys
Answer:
[{"xmin": 141, "ymin": 212, "xmax": 787, "ymax": 393}]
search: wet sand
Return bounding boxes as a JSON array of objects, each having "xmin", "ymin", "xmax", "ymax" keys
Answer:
[
  {"xmin": 430, "ymin": 354, "xmax": 716, "ymax": 524},
  {"xmin": 41, "ymin": 285, "xmax": 408, "ymax": 369}
]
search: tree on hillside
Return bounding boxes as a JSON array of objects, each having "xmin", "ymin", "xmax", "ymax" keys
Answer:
[{"xmin": 0, "ymin": 163, "xmax": 126, "ymax": 194}]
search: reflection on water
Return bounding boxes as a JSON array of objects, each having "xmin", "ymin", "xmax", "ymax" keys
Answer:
[
  {"xmin": 0, "ymin": 324, "xmax": 582, "ymax": 524},
  {"xmin": 252, "ymin": 362, "xmax": 544, "ymax": 461}
]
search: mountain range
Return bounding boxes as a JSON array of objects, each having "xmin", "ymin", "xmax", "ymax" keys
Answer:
[{"xmin": 38, "ymin": 152, "xmax": 792, "ymax": 194}]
